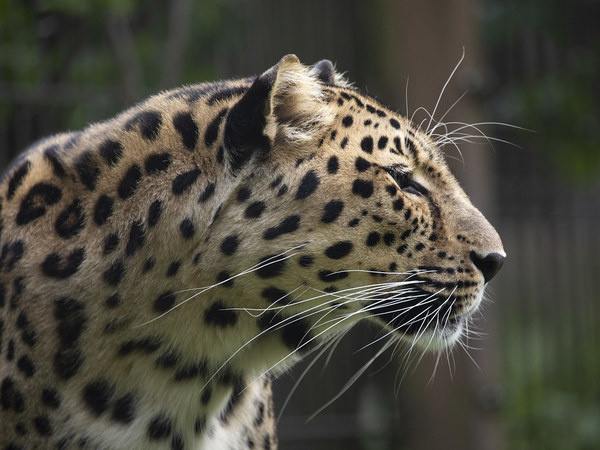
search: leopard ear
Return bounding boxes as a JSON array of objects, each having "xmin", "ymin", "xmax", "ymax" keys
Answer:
[
  {"xmin": 308, "ymin": 59, "xmax": 335, "ymax": 84},
  {"xmin": 224, "ymin": 54, "xmax": 335, "ymax": 173}
]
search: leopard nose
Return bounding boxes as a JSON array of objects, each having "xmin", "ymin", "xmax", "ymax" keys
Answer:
[{"xmin": 470, "ymin": 251, "xmax": 505, "ymax": 283}]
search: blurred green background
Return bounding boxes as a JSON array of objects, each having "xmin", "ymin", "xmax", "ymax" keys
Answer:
[{"xmin": 1, "ymin": 1, "xmax": 599, "ymax": 449}]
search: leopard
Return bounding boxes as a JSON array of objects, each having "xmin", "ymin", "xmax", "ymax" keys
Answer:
[{"xmin": 0, "ymin": 54, "xmax": 505, "ymax": 449}]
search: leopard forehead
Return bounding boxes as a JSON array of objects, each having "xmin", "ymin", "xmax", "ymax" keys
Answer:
[{"xmin": 0, "ymin": 55, "xmax": 504, "ymax": 449}]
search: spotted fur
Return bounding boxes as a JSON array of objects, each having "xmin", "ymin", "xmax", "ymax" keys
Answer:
[{"xmin": 0, "ymin": 55, "xmax": 504, "ymax": 449}]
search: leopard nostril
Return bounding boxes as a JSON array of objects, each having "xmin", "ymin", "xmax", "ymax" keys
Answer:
[{"xmin": 469, "ymin": 251, "xmax": 505, "ymax": 283}]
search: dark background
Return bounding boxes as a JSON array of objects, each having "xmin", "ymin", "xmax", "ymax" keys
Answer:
[{"xmin": 1, "ymin": 1, "xmax": 599, "ymax": 449}]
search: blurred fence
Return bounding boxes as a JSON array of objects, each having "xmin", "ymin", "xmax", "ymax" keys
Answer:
[{"xmin": 493, "ymin": 149, "xmax": 600, "ymax": 450}]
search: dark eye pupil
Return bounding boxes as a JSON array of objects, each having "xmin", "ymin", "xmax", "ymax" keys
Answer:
[{"xmin": 388, "ymin": 169, "xmax": 428, "ymax": 196}]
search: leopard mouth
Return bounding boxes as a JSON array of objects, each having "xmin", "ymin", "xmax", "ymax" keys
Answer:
[{"xmin": 370, "ymin": 286, "xmax": 480, "ymax": 342}]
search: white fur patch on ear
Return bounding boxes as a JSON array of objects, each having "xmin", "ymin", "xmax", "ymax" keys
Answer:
[
  {"xmin": 333, "ymin": 70, "xmax": 353, "ymax": 88},
  {"xmin": 269, "ymin": 56, "xmax": 338, "ymax": 146}
]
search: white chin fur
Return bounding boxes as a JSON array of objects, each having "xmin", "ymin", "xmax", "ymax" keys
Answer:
[{"xmin": 407, "ymin": 318, "xmax": 465, "ymax": 351}]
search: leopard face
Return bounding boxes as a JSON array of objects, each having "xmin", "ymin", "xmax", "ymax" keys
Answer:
[{"xmin": 0, "ymin": 55, "xmax": 504, "ymax": 449}]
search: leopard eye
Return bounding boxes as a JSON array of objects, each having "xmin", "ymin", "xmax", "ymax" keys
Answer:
[{"xmin": 386, "ymin": 167, "xmax": 429, "ymax": 196}]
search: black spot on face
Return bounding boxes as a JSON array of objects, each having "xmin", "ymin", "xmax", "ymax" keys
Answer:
[
  {"xmin": 198, "ymin": 182, "xmax": 216, "ymax": 203},
  {"xmin": 204, "ymin": 301, "xmax": 238, "ymax": 327},
  {"xmin": 172, "ymin": 168, "xmax": 201, "ymax": 195},
  {"xmin": 245, "ymin": 201, "xmax": 265, "ymax": 219},
  {"xmin": 111, "ymin": 393, "xmax": 137, "ymax": 424},
  {"xmin": 99, "ymin": 140, "xmax": 124, "ymax": 166},
  {"xmin": 103, "ymin": 260, "xmax": 125, "ymax": 286},
  {"xmin": 147, "ymin": 414, "xmax": 173, "ymax": 440},
  {"xmin": 204, "ymin": 108, "xmax": 228, "ymax": 147},
  {"xmin": 103, "ymin": 233, "xmax": 120, "ymax": 255},
  {"xmin": 378, "ymin": 136, "xmax": 388, "ymax": 150},
  {"xmin": 174, "ymin": 362, "xmax": 208, "ymax": 381},
  {"xmin": 143, "ymin": 258, "xmax": 155, "ymax": 273},
  {"xmin": 94, "ymin": 195, "xmax": 114, "ymax": 226},
  {"xmin": 366, "ymin": 231, "xmax": 380, "ymax": 246},
  {"xmin": 352, "ymin": 179, "xmax": 374, "ymax": 198},
  {"xmin": 295, "ymin": 170, "xmax": 320, "ymax": 200},
  {"xmin": 82, "ymin": 379, "xmax": 115, "ymax": 416},
  {"xmin": 220, "ymin": 234, "xmax": 240, "ymax": 255},
  {"xmin": 171, "ymin": 434, "xmax": 184, "ymax": 450},
  {"xmin": 1, "ymin": 376, "xmax": 25, "ymax": 412},
  {"xmin": 405, "ymin": 137, "xmax": 418, "ymax": 158},
  {"xmin": 327, "ymin": 156, "xmax": 339, "ymax": 174},
  {"xmin": 105, "ymin": 293, "xmax": 121, "ymax": 308},
  {"xmin": 166, "ymin": 261, "xmax": 180, "ymax": 277},
  {"xmin": 321, "ymin": 200, "xmax": 344, "ymax": 224},
  {"xmin": 41, "ymin": 388, "xmax": 61, "ymax": 409},
  {"xmin": 384, "ymin": 233, "xmax": 396, "ymax": 246},
  {"xmin": 216, "ymin": 270, "xmax": 233, "ymax": 287},
  {"xmin": 325, "ymin": 241, "xmax": 353, "ymax": 259},
  {"xmin": 53, "ymin": 296, "xmax": 86, "ymax": 379},
  {"xmin": 118, "ymin": 337, "xmax": 161, "ymax": 356},
  {"xmin": 254, "ymin": 402, "xmax": 265, "ymax": 427},
  {"xmin": 75, "ymin": 151, "xmax": 100, "ymax": 191},
  {"xmin": 277, "ymin": 184, "xmax": 288, "ymax": 197},
  {"xmin": 126, "ymin": 110, "xmax": 163, "ymax": 141},
  {"xmin": 148, "ymin": 199, "xmax": 162, "ymax": 227},
  {"xmin": 54, "ymin": 348, "xmax": 84, "ymax": 380},
  {"xmin": 263, "ymin": 215, "xmax": 300, "ymax": 240},
  {"xmin": 261, "ymin": 287, "xmax": 290, "ymax": 304},
  {"xmin": 179, "ymin": 218, "xmax": 195, "ymax": 239},
  {"xmin": 258, "ymin": 312, "xmax": 313, "ymax": 353},
  {"xmin": 360, "ymin": 136, "xmax": 374, "ymax": 154},
  {"xmin": 17, "ymin": 355, "xmax": 35, "ymax": 377},
  {"xmin": 270, "ymin": 175, "xmax": 283, "ymax": 188},
  {"xmin": 16, "ymin": 182, "xmax": 62, "ymax": 225},
  {"xmin": 156, "ymin": 350, "xmax": 180, "ymax": 369},
  {"xmin": 7, "ymin": 160, "xmax": 31, "ymax": 200},
  {"xmin": 54, "ymin": 296, "xmax": 86, "ymax": 343},
  {"xmin": 299, "ymin": 255, "xmax": 314, "ymax": 267},
  {"xmin": 118, "ymin": 165, "xmax": 143, "ymax": 200},
  {"xmin": 55, "ymin": 198, "xmax": 85, "ymax": 239},
  {"xmin": 33, "ymin": 415, "xmax": 52, "ymax": 436},
  {"xmin": 386, "ymin": 184, "xmax": 398, "ymax": 196},
  {"xmin": 342, "ymin": 115, "xmax": 353, "ymax": 127},
  {"xmin": 319, "ymin": 270, "xmax": 348, "ymax": 282},
  {"xmin": 173, "ymin": 111, "xmax": 199, "ymax": 150},
  {"xmin": 0, "ymin": 240, "xmax": 25, "ymax": 271},
  {"xmin": 145, "ymin": 153, "xmax": 172, "ymax": 174},
  {"xmin": 125, "ymin": 220, "xmax": 145, "ymax": 257},
  {"xmin": 9, "ymin": 277, "xmax": 25, "ymax": 310},
  {"xmin": 154, "ymin": 291, "xmax": 175, "ymax": 313},
  {"xmin": 390, "ymin": 118, "xmax": 400, "ymax": 129},
  {"xmin": 355, "ymin": 156, "xmax": 371, "ymax": 172},
  {"xmin": 16, "ymin": 312, "xmax": 36, "ymax": 347},
  {"xmin": 237, "ymin": 187, "xmax": 251, "ymax": 202},
  {"xmin": 42, "ymin": 248, "xmax": 85, "ymax": 279},
  {"xmin": 256, "ymin": 255, "xmax": 287, "ymax": 278},
  {"xmin": 393, "ymin": 198, "xmax": 404, "ymax": 211},
  {"xmin": 44, "ymin": 145, "xmax": 66, "ymax": 178}
]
